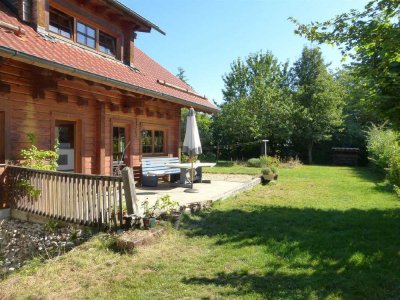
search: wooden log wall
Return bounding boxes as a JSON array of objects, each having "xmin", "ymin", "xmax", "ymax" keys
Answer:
[{"xmin": 0, "ymin": 58, "xmax": 182, "ymax": 177}]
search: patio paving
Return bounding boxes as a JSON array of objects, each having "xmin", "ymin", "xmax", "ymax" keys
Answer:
[{"xmin": 136, "ymin": 173, "xmax": 261, "ymax": 208}]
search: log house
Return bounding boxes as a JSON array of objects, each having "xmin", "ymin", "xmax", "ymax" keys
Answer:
[{"xmin": 0, "ymin": 0, "xmax": 218, "ymax": 178}]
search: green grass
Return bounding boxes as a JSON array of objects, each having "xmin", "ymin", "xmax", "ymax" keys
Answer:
[{"xmin": 1, "ymin": 166, "xmax": 400, "ymax": 299}]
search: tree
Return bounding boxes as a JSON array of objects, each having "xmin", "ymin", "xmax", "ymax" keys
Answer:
[
  {"xmin": 216, "ymin": 51, "xmax": 294, "ymax": 155},
  {"xmin": 180, "ymin": 108, "xmax": 213, "ymax": 148},
  {"xmin": 176, "ymin": 67, "xmax": 189, "ymax": 84},
  {"xmin": 290, "ymin": 0, "xmax": 400, "ymax": 127},
  {"xmin": 333, "ymin": 69, "xmax": 381, "ymax": 147},
  {"xmin": 176, "ymin": 69, "xmax": 213, "ymax": 153},
  {"xmin": 291, "ymin": 47, "xmax": 344, "ymax": 164}
]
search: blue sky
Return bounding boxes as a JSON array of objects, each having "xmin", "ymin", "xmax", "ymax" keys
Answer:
[{"xmin": 124, "ymin": 0, "xmax": 368, "ymax": 104}]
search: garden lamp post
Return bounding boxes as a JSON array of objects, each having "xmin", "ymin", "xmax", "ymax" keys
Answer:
[{"xmin": 262, "ymin": 139, "xmax": 269, "ymax": 157}]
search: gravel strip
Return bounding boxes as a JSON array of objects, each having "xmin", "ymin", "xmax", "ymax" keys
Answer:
[{"xmin": 0, "ymin": 218, "xmax": 91, "ymax": 277}]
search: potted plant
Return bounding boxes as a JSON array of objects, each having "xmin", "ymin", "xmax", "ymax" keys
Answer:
[
  {"xmin": 261, "ymin": 167, "xmax": 278, "ymax": 181},
  {"xmin": 271, "ymin": 166, "xmax": 279, "ymax": 180},
  {"xmin": 141, "ymin": 200, "xmax": 158, "ymax": 229},
  {"xmin": 159, "ymin": 195, "xmax": 181, "ymax": 229}
]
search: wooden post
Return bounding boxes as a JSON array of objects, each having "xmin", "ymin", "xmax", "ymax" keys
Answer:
[
  {"xmin": 121, "ymin": 167, "xmax": 138, "ymax": 215},
  {"xmin": 97, "ymin": 102, "xmax": 106, "ymax": 175}
]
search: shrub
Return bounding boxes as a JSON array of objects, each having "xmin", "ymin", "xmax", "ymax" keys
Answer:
[
  {"xmin": 280, "ymin": 156, "xmax": 302, "ymax": 168},
  {"xmin": 271, "ymin": 166, "xmax": 278, "ymax": 175},
  {"xmin": 267, "ymin": 156, "xmax": 280, "ymax": 168},
  {"xmin": 366, "ymin": 124, "xmax": 399, "ymax": 171},
  {"xmin": 216, "ymin": 161, "xmax": 235, "ymax": 167},
  {"xmin": 21, "ymin": 133, "xmax": 59, "ymax": 171},
  {"xmin": 366, "ymin": 125, "xmax": 400, "ymax": 196},
  {"xmin": 13, "ymin": 134, "xmax": 60, "ymax": 201},
  {"xmin": 260, "ymin": 156, "xmax": 268, "ymax": 168},
  {"xmin": 388, "ymin": 154, "xmax": 400, "ymax": 195},
  {"xmin": 180, "ymin": 153, "xmax": 200, "ymax": 163},
  {"xmin": 247, "ymin": 158, "xmax": 261, "ymax": 168},
  {"xmin": 261, "ymin": 166, "xmax": 278, "ymax": 175},
  {"xmin": 198, "ymin": 152, "xmax": 216, "ymax": 162},
  {"xmin": 261, "ymin": 167, "xmax": 271, "ymax": 175},
  {"xmin": 248, "ymin": 156, "xmax": 280, "ymax": 168}
]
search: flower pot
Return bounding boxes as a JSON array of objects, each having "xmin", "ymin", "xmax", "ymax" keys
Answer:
[
  {"xmin": 262, "ymin": 174, "xmax": 275, "ymax": 181},
  {"xmin": 171, "ymin": 213, "xmax": 181, "ymax": 230},
  {"xmin": 143, "ymin": 217, "xmax": 156, "ymax": 229}
]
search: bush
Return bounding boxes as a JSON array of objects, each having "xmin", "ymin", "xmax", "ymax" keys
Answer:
[
  {"xmin": 21, "ymin": 133, "xmax": 59, "ymax": 171},
  {"xmin": 280, "ymin": 156, "xmax": 302, "ymax": 169},
  {"xmin": 198, "ymin": 152, "xmax": 216, "ymax": 162},
  {"xmin": 271, "ymin": 166, "xmax": 278, "ymax": 175},
  {"xmin": 366, "ymin": 125, "xmax": 400, "ymax": 195},
  {"xmin": 260, "ymin": 156, "xmax": 268, "ymax": 168},
  {"xmin": 261, "ymin": 167, "xmax": 271, "ymax": 175},
  {"xmin": 388, "ymin": 155, "xmax": 400, "ymax": 195},
  {"xmin": 267, "ymin": 156, "xmax": 280, "ymax": 168},
  {"xmin": 248, "ymin": 156, "xmax": 280, "ymax": 168},
  {"xmin": 247, "ymin": 158, "xmax": 261, "ymax": 168},
  {"xmin": 366, "ymin": 124, "xmax": 399, "ymax": 171}
]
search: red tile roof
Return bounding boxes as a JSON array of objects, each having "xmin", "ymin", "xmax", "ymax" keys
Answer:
[{"xmin": 0, "ymin": 3, "xmax": 218, "ymax": 113}]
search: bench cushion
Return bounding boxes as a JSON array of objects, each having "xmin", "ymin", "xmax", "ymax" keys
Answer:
[
  {"xmin": 147, "ymin": 170, "xmax": 168, "ymax": 176},
  {"xmin": 141, "ymin": 157, "xmax": 181, "ymax": 187},
  {"xmin": 142, "ymin": 157, "xmax": 180, "ymax": 176}
]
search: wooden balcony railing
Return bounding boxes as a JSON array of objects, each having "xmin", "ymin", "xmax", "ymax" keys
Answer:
[{"xmin": 3, "ymin": 165, "xmax": 125, "ymax": 227}]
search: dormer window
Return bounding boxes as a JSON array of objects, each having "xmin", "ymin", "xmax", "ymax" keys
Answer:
[
  {"xmin": 99, "ymin": 31, "xmax": 116, "ymax": 56},
  {"xmin": 47, "ymin": 6, "xmax": 119, "ymax": 58},
  {"xmin": 49, "ymin": 8, "xmax": 73, "ymax": 39},
  {"xmin": 77, "ymin": 22, "xmax": 96, "ymax": 49}
]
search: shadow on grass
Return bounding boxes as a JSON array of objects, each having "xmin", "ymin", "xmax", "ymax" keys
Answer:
[
  {"xmin": 351, "ymin": 166, "xmax": 394, "ymax": 194},
  {"xmin": 182, "ymin": 206, "xmax": 400, "ymax": 299},
  {"xmin": 215, "ymin": 161, "xmax": 236, "ymax": 167}
]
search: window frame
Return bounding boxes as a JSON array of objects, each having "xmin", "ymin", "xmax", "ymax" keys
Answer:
[
  {"xmin": 76, "ymin": 21, "xmax": 96, "ymax": 49},
  {"xmin": 48, "ymin": 7, "xmax": 74, "ymax": 39},
  {"xmin": 112, "ymin": 126, "xmax": 127, "ymax": 164},
  {"xmin": 141, "ymin": 128, "xmax": 167, "ymax": 156},
  {"xmin": 47, "ymin": 6, "xmax": 119, "ymax": 58},
  {"xmin": 99, "ymin": 30, "xmax": 116, "ymax": 57}
]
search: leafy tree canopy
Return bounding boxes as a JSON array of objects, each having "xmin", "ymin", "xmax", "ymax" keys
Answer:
[
  {"xmin": 290, "ymin": 0, "xmax": 400, "ymax": 127},
  {"xmin": 290, "ymin": 47, "xmax": 345, "ymax": 163},
  {"xmin": 217, "ymin": 51, "xmax": 294, "ymax": 151}
]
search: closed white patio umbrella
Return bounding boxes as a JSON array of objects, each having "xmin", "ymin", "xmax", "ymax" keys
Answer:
[{"xmin": 182, "ymin": 107, "xmax": 202, "ymax": 193}]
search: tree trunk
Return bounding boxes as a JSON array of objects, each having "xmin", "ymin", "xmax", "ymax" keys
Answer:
[{"xmin": 308, "ymin": 143, "xmax": 313, "ymax": 165}]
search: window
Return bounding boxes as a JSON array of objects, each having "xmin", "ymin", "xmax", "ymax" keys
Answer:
[
  {"xmin": 142, "ymin": 129, "xmax": 165, "ymax": 154},
  {"xmin": 76, "ymin": 21, "xmax": 96, "ymax": 48},
  {"xmin": 113, "ymin": 127, "xmax": 126, "ymax": 163},
  {"xmin": 48, "ymin": 7, "xmax": 119, "ymax": 58},
  {"xmin": 49, "ymin": 8, "xmax": 73, "ymax": 39},
  {"xmin": 142, "ymin": 130, "xmax": 153, "ymax": 154},
  {"xmin": 99, "ymin": 31, "xmax": 116, "ymax": 56},
  {"xmin": 154, "ymin": 131, "xmax": 164, "ymax": 153},
  {"xmin": 57, "ymin": 124, "xmax": 74, "ymax": 149}
]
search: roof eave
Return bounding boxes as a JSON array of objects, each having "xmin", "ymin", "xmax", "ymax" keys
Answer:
[
  {"xmin": 104, "ymin": 0, "xmax": 166, "ymax": 35},
  {"xmin": 0, "ymin": 46, "xmax": 219, "ymax": 114}
]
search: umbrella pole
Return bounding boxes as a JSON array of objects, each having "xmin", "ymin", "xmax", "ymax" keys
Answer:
[
  {"xmin": 191, "ymin": 157, "xmax": 194, "ymax": 190},
  {"xmin": 185, "ymin": 156, "xmax": 199, "ymax": 193}
]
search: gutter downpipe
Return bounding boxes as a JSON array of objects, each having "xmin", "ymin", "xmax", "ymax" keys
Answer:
[{"xmin": 0, "ymin": 46, "xmax": 219, "ymax": 114}]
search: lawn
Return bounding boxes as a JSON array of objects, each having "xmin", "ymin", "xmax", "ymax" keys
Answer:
[{"xmin": 1, "ymin": 165, "xmax": 400, "ymax": 299}]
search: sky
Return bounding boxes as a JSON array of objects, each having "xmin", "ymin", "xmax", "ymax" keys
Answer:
[{"xmin": 122, "ymin": 0, "xmax": 369, "ymax": 104}]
